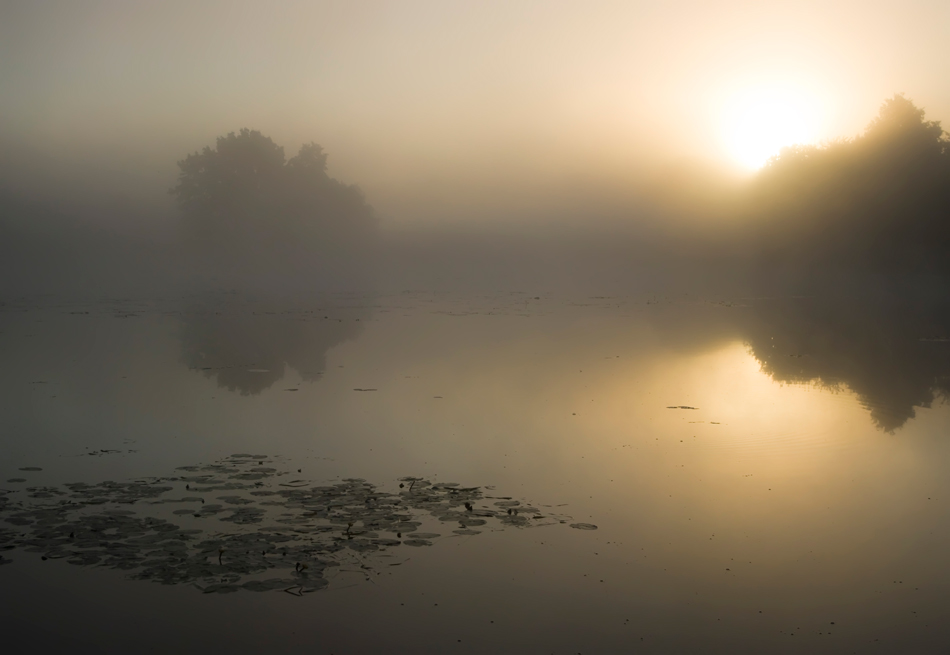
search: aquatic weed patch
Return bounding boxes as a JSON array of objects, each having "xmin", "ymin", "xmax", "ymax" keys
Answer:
[{"xmin": 0, "ymin": 455, "xmax": 583, "ymax": 595}]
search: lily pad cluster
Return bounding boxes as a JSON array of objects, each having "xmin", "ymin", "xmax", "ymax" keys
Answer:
[{"xmin": 0, "ymin": 455, "xmax": 574, "ymax": 595}]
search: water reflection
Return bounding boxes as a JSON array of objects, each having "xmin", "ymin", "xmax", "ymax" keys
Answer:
[
  {"xmin": 178, "ymin": 294, "xmax": 373, "ymax": 395},
  {"xmin": 741, "ymin": 293, "xmax": 950, "ymax": 431},
  {"xmin": 3, "ymin": 290, "xmax": 950, "ymax": 653},
  {"xmin": 174, "ymin": 288, "xmax": 950, "ymax": 428}
]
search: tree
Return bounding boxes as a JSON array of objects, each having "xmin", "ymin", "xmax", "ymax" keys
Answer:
[
  {"xmin": 750, "ymin": 95, "xmax": 950, "ymax": 275},
  {"xmin": 171, "ymin": 129, "xmax": 376, "ymax": 268},
  {"xmin": 861, "ymin": 93, "xmax": 947, "ymax": 157}
]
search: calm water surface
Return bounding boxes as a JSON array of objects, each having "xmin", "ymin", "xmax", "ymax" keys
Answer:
[{"xmin": 1, "ymin": 290, "xmax": 949, "ymax": 653}]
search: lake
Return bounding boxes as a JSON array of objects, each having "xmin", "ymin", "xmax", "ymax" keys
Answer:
[{"xmin": 1, "ymin": 288, "xmax": 949, "ymax": 653}]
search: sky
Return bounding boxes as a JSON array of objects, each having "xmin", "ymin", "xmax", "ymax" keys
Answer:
[{"xmin": 1, "ymin": 0, "xmax": 949, "ymax": 226}]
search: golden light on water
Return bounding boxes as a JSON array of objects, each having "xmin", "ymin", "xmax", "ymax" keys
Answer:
[{"xmin": 720, "ymin": 86, "xmax": 821, "ymax": 169}]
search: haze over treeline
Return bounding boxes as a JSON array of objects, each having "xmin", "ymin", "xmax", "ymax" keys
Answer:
[
  {"xmin": 2, "ymin": 1, "xmax": 949, "ymax": 296},
  {"xmin": 1, "ymin": 93, "xmax": 948, "ymax": 297}
]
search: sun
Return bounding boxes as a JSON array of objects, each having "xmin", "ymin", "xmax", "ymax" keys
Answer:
[{"xmin": 721, "ymin": 87, "xmax": 819, "ymax": 170}]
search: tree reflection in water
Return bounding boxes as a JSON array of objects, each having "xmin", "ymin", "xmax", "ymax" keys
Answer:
[
  {"xmin": 179, "ymin": 294, "xmax": 372, "ymax": 396},
  {"xmin": 741, "ymin": 291, "xmax": 950, "ymax": 432}
]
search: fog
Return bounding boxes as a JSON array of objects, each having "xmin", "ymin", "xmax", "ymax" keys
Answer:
[
  {"xmin": 1, "ymin": 1, "xmax": 949, "ymax": 298},
  {"xmin": 7, "ymin": 6, "xmax": 950, "ymax": 652}
]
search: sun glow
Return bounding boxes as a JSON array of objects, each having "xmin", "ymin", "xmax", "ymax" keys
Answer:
[{"xmin": 721, "ymin": 87, "xmax": 820, "ymax": 170}]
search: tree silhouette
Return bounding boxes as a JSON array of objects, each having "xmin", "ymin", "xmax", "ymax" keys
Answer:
[
  {"xmin": 750, "ymin": 94, "xmax": 950, "ymax": 275},
  {"xmin": 171, "ymin": 129, "xmax": 376, "ymax": 271}
]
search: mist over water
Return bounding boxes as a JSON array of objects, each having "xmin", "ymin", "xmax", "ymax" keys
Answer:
[
  {"xmin": 3, "ymin": 290, "xmax": 950, "ymax": 653},
  {"xmin": 3, "ymin": 2, "xmax": 950, "ymax": 653}
]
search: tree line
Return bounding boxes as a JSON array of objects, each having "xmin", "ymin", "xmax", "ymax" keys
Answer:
[{"xmin": 749, "ymin": 94, "xmax": 950, "ymax": 275}]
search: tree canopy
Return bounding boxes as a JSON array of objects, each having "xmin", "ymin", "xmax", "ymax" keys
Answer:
[
  {"xmin": 171, "ymin": 129, "xmax": 376, "ymax": 267},
  {"xmin": 750, "ymin": 95, "xmax": 950, "ymax": 274}
]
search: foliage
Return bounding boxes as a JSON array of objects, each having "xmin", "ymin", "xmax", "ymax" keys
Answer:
[
  {"xmin": 170, "ymin": 129, "xmax": 376, "ymax": 262},
  {"xmin": 750, "ymin": 95, "xmax": 950, "ymax": 274}
]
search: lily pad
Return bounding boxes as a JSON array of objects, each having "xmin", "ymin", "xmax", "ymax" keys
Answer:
[{"xmin": 0, "ymin": 454, "xmax": 577, "ymax": 596}]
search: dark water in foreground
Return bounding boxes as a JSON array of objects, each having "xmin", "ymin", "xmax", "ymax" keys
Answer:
[{"xmin": 1, "ymin": 290, "xmax": 949, "ymax": 653}]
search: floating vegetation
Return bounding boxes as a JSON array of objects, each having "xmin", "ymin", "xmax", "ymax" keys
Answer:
[
  {"xmin": 569, "ymin": 523, "xmax": 598, "ymax": 530},
  {"xmin": 0, "ymin": 455, "xmax": 579, "ymax": 595},
  {"xmin": 78, "ymin": 449, "xmax": 129, "ymax": 457}
]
